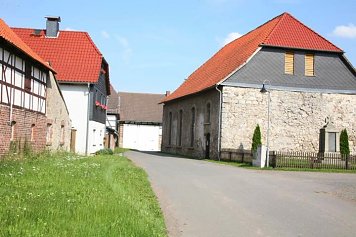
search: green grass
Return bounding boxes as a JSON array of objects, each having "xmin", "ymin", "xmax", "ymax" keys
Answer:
[
  {"xmin": 0, "ymin": 152, "xmax": 167, "ymax": 237},
  {"xmin": 206, "ymin": 159, "xmax": 356, "ymax": 173}
]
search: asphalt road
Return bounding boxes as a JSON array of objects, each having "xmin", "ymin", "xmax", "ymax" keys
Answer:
[{"xmin": 127, "ymin": 150, "xmax": 356, "ymax": 237}]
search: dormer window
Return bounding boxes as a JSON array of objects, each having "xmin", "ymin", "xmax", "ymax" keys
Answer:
[
  {"xmin": 305, "ymin": 54, "xmax": 314, "ymax": 76},
  {"xmin": 284, "ymin": 51, "xmax": 294, "ymax": 75}
]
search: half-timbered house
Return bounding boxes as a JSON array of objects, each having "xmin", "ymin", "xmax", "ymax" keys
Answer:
[{"xmin": 0, "ymin": 19, "xmax": 54, "ymax": 155}]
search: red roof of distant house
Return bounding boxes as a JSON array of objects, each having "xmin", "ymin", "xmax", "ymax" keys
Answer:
[
  {"xmin": 163, "ymin": 12, "xmax": 342, "ymax": 103},
  {"xmin": 12, "ymin": 27, "xmax": 103, "ymax": 83},
  {"xmin": 0, "ymin": 19, "xmax": 54, "ymax": 72}
]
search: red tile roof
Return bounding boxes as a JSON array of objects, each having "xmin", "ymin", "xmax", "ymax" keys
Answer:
[
  {"xmin": 12, "ymin": 27, "xmax": 103, "ymax": 83},
  {"xmin": 0, "ymin": 19, "xmax": 54, "ymax": 72},
  {"xmin": 163, "ymin": 12, "xmax": 342, "ymax": 103}
]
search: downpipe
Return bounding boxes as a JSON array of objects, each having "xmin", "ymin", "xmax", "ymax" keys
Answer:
[
  {"xmin": 85, "ymin": 83, "xmax": 90, "ymax": 156},
  {"xmin": 215, "ymin": 85, "xmax": 222, "ymax": 161}
]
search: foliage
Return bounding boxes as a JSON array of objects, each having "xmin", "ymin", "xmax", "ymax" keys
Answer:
[
  {"xmin": 0, "ymin": 152, "xmax": 167, "ymax": 237},
  {"xmin": 340, "ymin": 129, "xmax": 350, "ymax": 156},
  {"xmin": 95, "ymin": 148, "xmax": 113, "ymax": 155},
  {"xmin": 251, "ymin": 124, "xmax": 262, "ymax": 152},
  {"xmin": 114, "ymin": 147, "xmax": 129, "ymax": 154}
]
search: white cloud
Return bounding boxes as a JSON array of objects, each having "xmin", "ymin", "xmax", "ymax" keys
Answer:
[
  {"xmin": 222, "ymin": 32, "xmax": 243, "ymax": 45},
  {"xmin": 332, "ymin": 24, "xmax": 356, "ymax": 38},
  {"xmin": 101, "ymin": 30, "xmax": 110, "ymax": 39},
  {"xmin": 115, "ymin": 35, "xmax": 132, "ymax": 63}
]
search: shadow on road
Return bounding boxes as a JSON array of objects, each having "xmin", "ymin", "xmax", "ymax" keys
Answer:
[{"xmin": 127, "ymin": 149, "xmax": 205, "ymax": 160}]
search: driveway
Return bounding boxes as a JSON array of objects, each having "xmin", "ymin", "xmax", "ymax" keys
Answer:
[{"xmin": 127, "ymin": 150, "xmax": 356, "ymax": 237}]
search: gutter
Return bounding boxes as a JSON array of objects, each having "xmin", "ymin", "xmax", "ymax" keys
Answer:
[
  {"xmin": 215, "ymin": 85, "xmax": 222, "ymax": 161},
  {"xmin": 85, "ymin": 83, "xmax": 90, "ymax": 156}
]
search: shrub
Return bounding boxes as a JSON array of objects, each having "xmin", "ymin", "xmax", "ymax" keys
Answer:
[
  {"xmin": 251, "ymin": 124, "xmax": 262, "ymax": 152},
  {"xmin": 95, "ymin": 148, "xmax": 114, "ymax": 155},
  {"xmin": 340, "ymin": 129, "xmax": 350, "ymax": 156}
]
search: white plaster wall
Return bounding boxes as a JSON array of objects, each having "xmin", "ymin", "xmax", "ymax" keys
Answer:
[
  {"xmin": 106, "ymin": 114, "xmax": 117, "ymax": 130},
  {"xmin": 122, "ymin": 124, "xmax": 162, "ymax": 151},
  {"xmin": 88, "ymin": 120, "xmax": 106, "ymax": 154},
  {"xmin": 59, "ymin": 84, "xmax": 89, "ymax": 154}
]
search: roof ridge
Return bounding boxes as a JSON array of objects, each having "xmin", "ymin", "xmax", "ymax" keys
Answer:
[
  {"xmin": 287, "ymin": 13, "xmax": 342, "ymax": 52},
  {"xmin": 262, "ymin": 12, "xmax": 287, "ymax": 44}
]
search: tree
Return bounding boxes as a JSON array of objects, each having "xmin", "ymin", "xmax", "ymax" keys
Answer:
[
  {"xmin": 340, "ymin": 129, "xmax": 350, "ymax": 156},
  {"xmin": 251, "ymin": 124, "xmax": 262, "ymax": 152}
]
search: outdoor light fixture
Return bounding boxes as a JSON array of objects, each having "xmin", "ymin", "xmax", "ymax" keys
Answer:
[{"xmin": 260, "ymin": 80, "xmax": 271, "ymax": 167}]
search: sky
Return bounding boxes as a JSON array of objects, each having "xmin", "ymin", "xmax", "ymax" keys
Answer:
[{"xmin": 1, "ymin": 0, "xmax": 355, "ymax": 94}]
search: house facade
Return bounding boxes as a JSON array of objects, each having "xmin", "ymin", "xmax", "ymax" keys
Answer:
[
  {"xmin": 118, "ymin": 92, "xmax": 165, "ymax": 151},
  {"xmin": 105, "ymin": 84, "xmax": 120, "ymax": 150},
  {"xmin": 0, "ymin": 19, "xmax": 58, "ymax": 156},
  {"xmin": 13, "ymin": 17, "xmax": 110, "ymax": 155},
  {"xmin": 161, "ymin": 12, "xmax": 356, "ymax": 160}
]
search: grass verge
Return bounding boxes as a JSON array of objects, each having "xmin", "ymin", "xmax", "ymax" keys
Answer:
[
  {"xmin": 0, "ymin": 152, "xmax": 167, "ymax": 237},
  {"xmin": 206, "ymin": 159, "xmax": 356, "ymax": 173}
]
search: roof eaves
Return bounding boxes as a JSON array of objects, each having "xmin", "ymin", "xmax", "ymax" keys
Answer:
[
  {"xmin": 217, "ymin": 47, "xmax": 262, "ymax": 86},
  {"xmin": 260, "ymin": 44, "xmax": 344, "ymax": 54}
]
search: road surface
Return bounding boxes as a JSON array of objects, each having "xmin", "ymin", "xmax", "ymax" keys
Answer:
[{"xmin": 127, "ymin": 150, "xmax": 356, "ymax": 237}]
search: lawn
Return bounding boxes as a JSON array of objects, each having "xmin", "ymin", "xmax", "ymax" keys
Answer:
[{"xmin": 0, "ymin": 152, "xmax": 167, "ymax": 237}]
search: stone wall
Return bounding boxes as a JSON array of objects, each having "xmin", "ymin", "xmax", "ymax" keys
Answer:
[
  {"xmin": 46, "ymin": 72, "xmax": 72, "ymax": 151},
  {"xmin": 221, "ymin": 86, "xmax": 356, "ymax": 153},
  {"xmin": 161, "ymin": 89, "xmax": 220, "ymax": 159}
]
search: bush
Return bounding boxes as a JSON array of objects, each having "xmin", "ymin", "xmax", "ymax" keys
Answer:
[
  {"xmin": 251, "ymin": 124, "xmax": 262, "ymax": 152},
  {"xmin": 95, "ymin": 148, "xmax": 114, "ymax": 155},
  {"xmin": 340, "ymin": 129, "xmax": 350, "ymax": 156}
]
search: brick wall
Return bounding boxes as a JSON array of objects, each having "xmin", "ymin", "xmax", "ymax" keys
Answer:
[{"xmin": 0, "ymin": 105, "xmax": 47, "ymax": 157}]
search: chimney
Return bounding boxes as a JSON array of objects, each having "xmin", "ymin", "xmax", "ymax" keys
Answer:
[
  {"xmin": 45, "ymin": 16, "xmax": 61, "ymax": 37},
  {"xmin": 165, "ymin": 91, "xmax": 171, "ymax": 97}
]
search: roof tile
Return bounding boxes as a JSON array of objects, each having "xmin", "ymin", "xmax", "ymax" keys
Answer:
[{"xmin": 12, "ymin": 28, "xmax": 102, "ymax": 83}]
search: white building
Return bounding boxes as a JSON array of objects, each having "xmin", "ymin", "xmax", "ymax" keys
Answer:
[
  {"xmin": 13, "ymin": 17, "xmax": 110, "ymax": 154},
  {"xmin": 117, "ymin": 92, "xmax": 165, "ymax": 151}
]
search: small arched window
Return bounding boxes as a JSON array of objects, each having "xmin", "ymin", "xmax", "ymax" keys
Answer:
[
  {"xmin": 206, "ymin": 103, "xmax": 211, "ymax": 123},
  {"xmin": 190, "ymin": 107, "xmax": 195, "ymax": 147}
]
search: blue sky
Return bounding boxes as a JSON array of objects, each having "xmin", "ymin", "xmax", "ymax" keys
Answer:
[{"xmin": 2, "ymin": 0, "xmax": 355, "ymax": 93}]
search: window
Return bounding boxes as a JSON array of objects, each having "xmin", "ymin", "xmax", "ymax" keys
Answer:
[
  {"xmin": 206, "ymin": 103, "xmax": 211, "ymax": 123},
  {"xmin": 31, "ymin": 124, "xmax": 35, "ymax": 141},
  {"xmin": 284, "ymin": 51, "xmax": 294, "ymax": 75},
  {"xmin": 25, "ymin": 63, "xmax": 32, "ymax": 92},
  {"xmin": 305, "ymin": 54, "xmax": 314, "ymax": 76},
  {"xmin": 178, "ymin": 110, "xmax": 183, "ymax": 146},
  {"xmin": 46, "ymin": 123, "xmax": 52, "ymax": 144},
  {"xmin": 60, "ymin": 125, "xmax": 65, "ymax": 145},
  {"xmin": 168, "ymin": 112, "xmax": 172, "ymax": 145},
  {"xmin": 190, "ymin": 107, "xmax": 195, "ymax": 147},
  {"xmin": 328, "ymin": 132, "xmax": 336, "ymax": 152}
]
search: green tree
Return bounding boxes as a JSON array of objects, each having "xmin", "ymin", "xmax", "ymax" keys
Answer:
[
  {"xmin": 251, "ymin": 124, "xmax": 262, "ymax": 152},
  {"xmin": 340, "ymin": 129, "xmax": 350, "ymax": 156}
]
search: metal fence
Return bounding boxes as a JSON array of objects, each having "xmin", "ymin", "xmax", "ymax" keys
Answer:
[{"xmin": 272, "ymin": 151, "xmax": 356, "ymax": 170}]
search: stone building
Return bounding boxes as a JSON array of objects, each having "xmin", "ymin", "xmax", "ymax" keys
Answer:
[{"xmin": 161, "ymin": 12, "xmax": 356, "ymax": 160}]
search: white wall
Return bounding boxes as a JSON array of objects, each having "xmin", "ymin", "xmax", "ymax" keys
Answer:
[
  {"xmin": 122, "ymin": 124, "xmax": 162, "ymax": 151},
  {"xmin": 88, "ymin": 120, "xmax": 106, "ymax": 154},
  {"xmin": 59, "ymin": 84, "xmax": 89, "ymax": 154},
  {"xmin": 106, "ymin": 114, "xmax": 117, "ymax": 130}
]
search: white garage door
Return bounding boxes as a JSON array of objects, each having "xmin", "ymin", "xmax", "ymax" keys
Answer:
[{"xmin": 122, "ymin": 124, "xmax": 162, "ymax": 151}]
